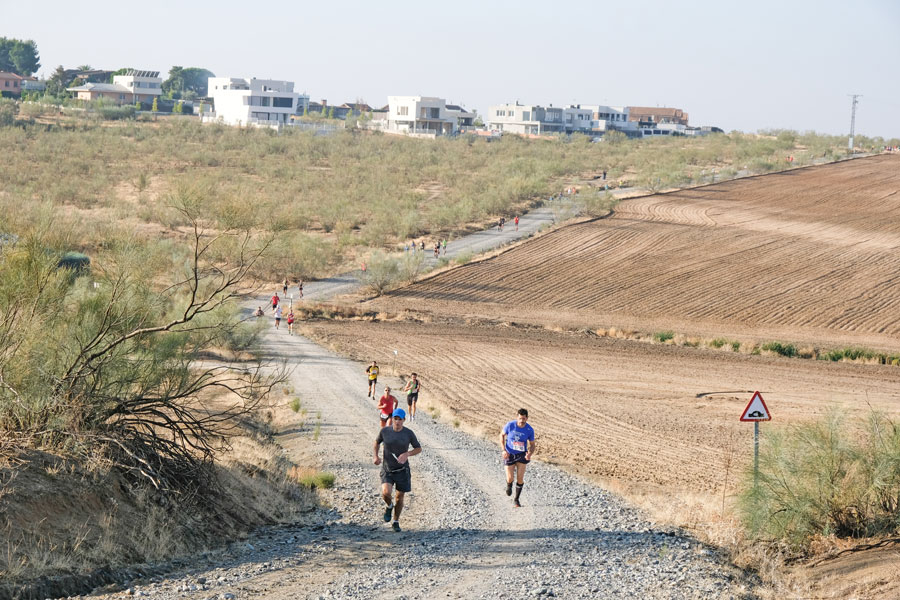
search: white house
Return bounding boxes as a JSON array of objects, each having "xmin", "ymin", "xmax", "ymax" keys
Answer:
[
  {"xmin": 386, "ymin": 96, "xmax": 457, "ymax": 136},
  {"xmin": 486, "ymin": 102, "xmax": 565, "ymax": 134},
  {"xmin": 205, "ymin": 77, "xmax": 309, "ymax": 127},
  {"xmin": 445, "ymin": 104, "xmax": 477, "ymax": 129},
  {"xmin": 112, "ymin": 69, "xmax": 162, "ymax": 103}
]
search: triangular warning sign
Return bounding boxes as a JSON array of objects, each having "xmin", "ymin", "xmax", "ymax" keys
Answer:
[{"xmin": 740, "ymin": 391, "xmax": 771, "ymax": 421}]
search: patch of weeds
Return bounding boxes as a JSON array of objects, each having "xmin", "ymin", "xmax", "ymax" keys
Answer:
[
  {"xmin": 761, "ymin": 341, "xmax": 797, "ymax": 358},
  {"xmin": 653, "ymin": 331, "xmax": 675, "ymax": 343},
  {"xmin": 454, "ymin": 251, "xmax": 474, "ymax": 266},
  {"xmin": 313, "ymin": 422, "xmax": 321, "ymax": 442},
  {"xmin": 730, "ymin": 341, "xmax": 741, "ymax": 352},
  {"xmin": 453, "ymin": 419, "xmax": 460, "ymax": 428},
  {"xmin": 290, "ymin": 468, "xmax": 335, "ymax": 489},
  {"xmin": 289, "ymin": 398, "xmax": 301, "ymax": 413},
  {"xmin": 709, "ymin": 338, "xmax": 726, "ymax": 348}
]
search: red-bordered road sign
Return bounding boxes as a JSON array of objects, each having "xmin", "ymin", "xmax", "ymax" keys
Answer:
[{"xmin": 740, "ymin": 391, "xmax": 772, "ymax": 421}]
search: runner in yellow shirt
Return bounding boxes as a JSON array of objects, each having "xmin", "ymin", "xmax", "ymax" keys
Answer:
[{"xmin": 366, "ymin": 361, "xmax": 380, "ymax": 398}]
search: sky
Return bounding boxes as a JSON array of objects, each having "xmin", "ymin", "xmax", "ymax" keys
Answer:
[{"xmin": 3, "ymin": 0, "xmax": 900, "ymax": 138}]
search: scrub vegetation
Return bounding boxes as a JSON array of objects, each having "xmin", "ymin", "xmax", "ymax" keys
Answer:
[{"xmin": 0, "ymin": 112, "xmax": 871, "ymax": 283}]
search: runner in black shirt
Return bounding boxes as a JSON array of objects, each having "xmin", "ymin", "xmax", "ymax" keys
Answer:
[{"xmin": 374, "ymin": 408, "xmax": 422, "ymax": 532}]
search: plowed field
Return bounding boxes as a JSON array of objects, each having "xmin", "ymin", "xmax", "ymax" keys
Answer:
[
  {"xmin": 382, "ymin": 154, "xmax": 900, "ymax": 351},
  {"xmin": 304, "ymin": 320, "xmax": 900, "ymax": 493}
]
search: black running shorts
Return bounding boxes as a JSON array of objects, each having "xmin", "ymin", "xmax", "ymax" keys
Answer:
[
  {"xmin": 504, "ymin": 452, "xmax": 530, "ymax": 466},
  {"xmin": 380, "ymin": 465, "xmax": 411, "ymax": 492},
  {"xmin": 406, "ymin": 392, "xmax": 418, "ymax": 405}
]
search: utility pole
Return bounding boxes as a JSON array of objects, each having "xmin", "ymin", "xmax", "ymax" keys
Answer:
[{"xmin": 848, "ymin": 94, "xmax": 862, "ymax": 154}]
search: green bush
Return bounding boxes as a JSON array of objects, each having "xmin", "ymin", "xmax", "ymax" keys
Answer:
[
  {"xmin": 761, "ymin": 341, "xmax": 797, "ymax": 357},
  {"xmin": 739, "ymin": 412, "xmax": 900, "ymax": 552},
  {"xmin": 96, "ymin": 105, "xmax": 135, "ymax": 121},
  {"xmin": 360, "ymin": 251, "xmax": 400, "ymax": 295},
  {"xmin": 297, "ymin": 471, "xmax": 335, "ymax": 489},
  {"xmin": 653, "ymin": 331, "xmax": 674, "ymax": 343}
]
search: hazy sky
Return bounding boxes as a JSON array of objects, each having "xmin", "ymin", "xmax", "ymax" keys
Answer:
[{"xmin": 4, "ymin": 0, "xmax": 899, "ymax": 138}]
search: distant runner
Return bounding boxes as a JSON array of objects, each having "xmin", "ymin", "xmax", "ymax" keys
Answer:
[
  {"xmin": 287, "ymin": 310, "xmax": 295, "ymax": 335},
  {"xmin": 273, "ymin": 304, "xmax": 282, "ymax": 330},
  {"xmin": 514, "ymin": 215, "xmax": 519, "ymax": 231},
  {"xmin": 374, "ymin": 408, "xmax": 422, "ymax": 532},
  {"xmin": 402, "ymin": 372, "xmax": 420, "ymax": 421},
  {"xmin": 298, "ymin": 280, "xmax": 304, "ymax": 298},
  {"xmin": 271, "ymin": 292, "xmax": 280, "ymax": 312},
  {"xmin": 441, "ymin": 239, "xmax": 447, "ymax": 255},
  {"xmin": 366, "ymin": 361, "xmax": 380, "ymax": 398},
  {"xmin": 377, "ymin": 386, "xmax": 398, "ymax": 427},
  {"xmin": 282, "ymin": 278, "xmax": 288, "ymax": 296},
  {"xmin": 501, "ymin": 408, "xmax": 536, "ymax": 507}
]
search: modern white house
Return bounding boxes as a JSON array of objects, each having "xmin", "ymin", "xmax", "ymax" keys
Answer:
[
  {"xmin": 486, "ymin": 102, "xmax": 566, "ymax": 134},
  {"xmin": 204, "ymin": 77, "xmax": 309, "ymax": 127},
  {"xmin": 445, "ymin": 104, "xmax": 477, "ymax": 129},
  {"xmin": 385, "ymin": 96, "xmax": 458, "ymax": 136},
  {"xmin": 488, "ymin": 102, "xmax": 636, "ymax": 136}
]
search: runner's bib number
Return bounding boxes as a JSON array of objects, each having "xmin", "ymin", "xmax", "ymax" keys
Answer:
[{"xmin": 512, "ymin": 440, "xmax": 526, "ymax": 452}]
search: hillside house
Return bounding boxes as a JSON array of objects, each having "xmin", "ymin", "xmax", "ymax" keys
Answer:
[
  {"xmin": 626, "ymin": 106, "xmax": 689, "ymax": 125},
  {"xmin": 67, "ymin": 69, "xmax": 162, "ymax": 105},
  {"xmin": 386, "ymin": 96, "xmax": 457, "ymax": 136},
  {"xmin": 0, "ymin": 72, "xmax": 24, "ymax": 96},
  {"xmin": 205, "ymin": 77, "xmax": 309, "ymax": 127}
]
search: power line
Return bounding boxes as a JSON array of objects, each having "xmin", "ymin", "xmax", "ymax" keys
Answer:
[{"xmin": 848, "ymin": 94, "xmax": 862, "ymax": 153}]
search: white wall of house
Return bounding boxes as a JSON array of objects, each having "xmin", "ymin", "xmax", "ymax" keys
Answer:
[
  {"xmin": 207, "ymin": 77, "xmax": 301, "ymax": 127},
  {"xmin": 113, "ymin": 73, "xmax": 162, "ymax": 102},
  {"xmin": 386, "ymin": 96, "xmax": 457, "ymax": 134}
]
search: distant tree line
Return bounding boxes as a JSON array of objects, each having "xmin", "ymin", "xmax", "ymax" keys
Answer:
[{"xmin": 0, "ymin": 37, "xmax": 40, "ymax": 76}]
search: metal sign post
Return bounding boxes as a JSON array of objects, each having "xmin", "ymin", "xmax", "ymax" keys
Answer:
[{"xmin": 740, "ymin": 391, "xmax": 772, "ymax": 489}]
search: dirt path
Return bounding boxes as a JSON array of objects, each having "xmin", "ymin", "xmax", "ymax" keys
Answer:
[{"xmin": 89, "ymin": 325, "xmax": 756, "ymax": 599}]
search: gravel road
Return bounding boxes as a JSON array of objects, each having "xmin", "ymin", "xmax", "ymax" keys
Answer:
[
  {"xmin": 89, "ymin": 326, "xmax": 758, "ymax": 600},
  {"xmin": 85, "ymin": 190, "xmax": 770, "ymax": 599}
]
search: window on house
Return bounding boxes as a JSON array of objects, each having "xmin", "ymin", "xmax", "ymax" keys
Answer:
[
  {"xmin": 272, "ymin": 97, "xmax": 293, "ymax": 108},
  {"xmin": 523, "ymin": 111, "xmax": 530, "ymax": 120},
  {"xmin": 4, "ymin": 81, "xmax": 8, "ymax": 87},
  {"xmin": 397, "ymin": 106, "xmax": 408, "ymax": 116}
]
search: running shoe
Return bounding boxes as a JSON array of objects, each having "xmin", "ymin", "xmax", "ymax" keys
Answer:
[
  {"xmin": 514, "ymin": 499, "xmax": 521, "ymax": 508},
  {"xmin": 392, "ymin": 521, "xmax": 401, "ymax": 532},
  {"xmin": 506, "ymin": 482, "xmax": 512, "ymax": 496},
  {"xmin": 383, "ymin": 504, "xmax": 394, "ymax": 522}
]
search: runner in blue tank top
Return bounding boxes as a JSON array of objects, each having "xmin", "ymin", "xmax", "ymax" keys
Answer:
[{"xmin": 501, "ymin": 408, "xmax": 536, "ymax": 507}]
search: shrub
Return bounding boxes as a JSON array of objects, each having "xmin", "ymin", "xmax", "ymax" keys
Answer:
[
  {"xmin": 709, "ymin": 338, "xmax": 726, "ymax": 348},
  {"xmin": 653, "ymin": 331, "xmax": 674, "ymax": 343},
  {"xmin": 96, "ymin": 105, "xmax": 135, "ymax": 121},
  {"xmin": 761, "ymin": 341, "xmax": 797, "ymax": 357},
  {"xmin": 289, "ymin": 398, "xmax": 301, "ymax": 412},
  {"xmin": 360, "ymin": 251, "xmax": 401, "ymax": 295},
  {"xmin": 739, "ymin": 411, "xmax": 900, "ymax": 552},
  {"xmin": 454, "ymin": 251, "xmax": 473, "ymax": 266}
]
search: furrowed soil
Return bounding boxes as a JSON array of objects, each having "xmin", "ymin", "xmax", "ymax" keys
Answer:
[{"xmin": 377, "ymin": 154, "xmax": 900, "ymax": 352}]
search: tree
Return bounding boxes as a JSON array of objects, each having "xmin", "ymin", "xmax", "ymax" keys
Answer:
[
  {"xmin": 45, "ymin": 65, "xmax": 71, "ymax": 98},
  {"xmin": 327, "ymin": 106, "xmax": 334, "ymax": 119},
  {"xmin": 0, "ymin": 38, "xmax": 40, "ymax": 75},
  {"xmin": 151, "ymin": 97, "xmax": 158, "ymax": 113},
  {"xmin": 0, "ymin": 191, "xmax": 284, "ymax": 493},
  {"xmin": 77, "ymin": 64, "xmax": 93, "ymax": 72},
  {"xmin": 163, "ymin": 66, "xmax": 214, "ymax": 99},
  {"xmin": 173, "ymin": 100, "xmax": 183, "ymax": 114}
]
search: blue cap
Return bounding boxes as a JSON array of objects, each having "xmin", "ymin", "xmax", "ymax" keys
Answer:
[{"xmin": 392, "ymin": 408, "xmax": 407, "ymax": 420}]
